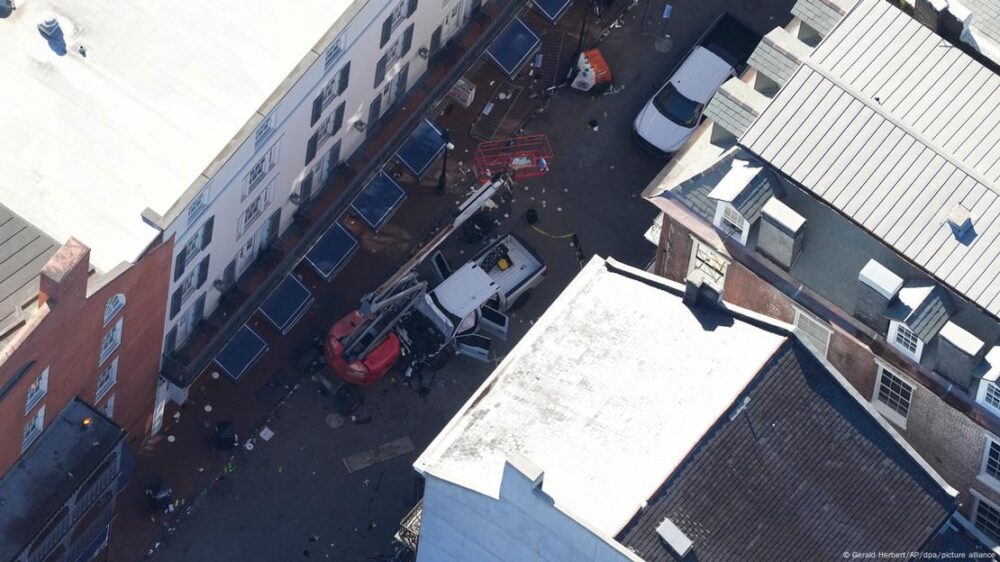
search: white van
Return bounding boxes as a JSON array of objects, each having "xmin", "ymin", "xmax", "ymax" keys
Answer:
[{"xmin": 633, "ymin": 46, "xmax": 735, "ymax": 158}]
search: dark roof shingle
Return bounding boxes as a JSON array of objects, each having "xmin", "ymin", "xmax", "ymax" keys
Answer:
[{"xmin": 616, "ymin": 341, "xmax": 953, "ymax": 562}]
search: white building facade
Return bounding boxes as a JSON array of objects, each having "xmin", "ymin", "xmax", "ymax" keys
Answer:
[{"xmin": 150, "ymin": 0, "xmax": 483, "ymax": 412}]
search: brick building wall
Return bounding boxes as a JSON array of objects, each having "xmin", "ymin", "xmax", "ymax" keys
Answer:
[
  {"xmin": 0, "ymin": 237, "xmax": 171, "ymax": 474},
  {"xmin": 653, "ymin": 210, "xmax": 1000, "ymax": 517}
]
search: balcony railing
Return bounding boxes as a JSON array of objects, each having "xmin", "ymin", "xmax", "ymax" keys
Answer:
[{"xmin": 395, "ymin": 498, "xmax": 423, "ymax": 551}]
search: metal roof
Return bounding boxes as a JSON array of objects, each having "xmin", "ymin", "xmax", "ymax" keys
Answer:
[
  {"xmin": 741, "ymin": 0, "xmax": 1000, "ymax": 318},
  {"xmin": 747, "ymin": 27, "xmax": 812, "ymax": 87},
  {"xmin": 703, "ymin": 78, "xmax": 771, "ymax": 138}
]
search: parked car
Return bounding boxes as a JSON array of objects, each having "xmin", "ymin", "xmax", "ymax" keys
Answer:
[
  {"xmin": 633, "ymin": 46, "xmax": 734, "ymax": 158},
  {"xmin": 634, "ymin": 15, "xmax": 760, "ymax": 158}
]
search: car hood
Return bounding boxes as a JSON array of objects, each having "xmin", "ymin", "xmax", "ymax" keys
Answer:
[{"xmin": 634, "ymin": 104, "xmax": 692, "ymax": 153}]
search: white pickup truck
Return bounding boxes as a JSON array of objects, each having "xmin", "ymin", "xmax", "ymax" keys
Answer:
[{"xmin": 422, "ymin": 232, "xmax": 546, "ymax": 362}]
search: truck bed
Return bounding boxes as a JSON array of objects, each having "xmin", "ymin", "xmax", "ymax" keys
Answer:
[{"xmin": 475, "ymin": 233, "xmax": 545, "ymax": 299}]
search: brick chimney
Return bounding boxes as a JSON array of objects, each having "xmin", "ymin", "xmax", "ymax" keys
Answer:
[
  {"xmin": 39, "ymin": 239, "xmax": 90, "ymax": 310},
  {"xmin": 854, "ymin": 259, "xmax": 902, "ymax": 334}
]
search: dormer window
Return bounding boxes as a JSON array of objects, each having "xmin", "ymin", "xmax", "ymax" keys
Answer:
[
  {"xmin": 705, "ymin": 158, "xmax": 774, "ymax": 247},
  {"xmin": 714, "ymin": 203, "xmax": 750, "ymax": 245},
  {"xmin": 888, "ymin": 320, "xmax": 923, "ymax": 362}
]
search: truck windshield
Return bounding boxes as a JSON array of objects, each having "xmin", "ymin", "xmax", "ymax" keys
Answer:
[{"xmin": 652, "ymin": 83, "xmax": 704, "ymax": 128}]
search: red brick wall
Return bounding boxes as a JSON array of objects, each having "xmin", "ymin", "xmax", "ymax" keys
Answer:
[
  {"xmin": 722, "ymin": 263, "xmax": 795, "ymax": 324},
  {"xmin": 0, "ymin": 237, "xmax": 171, "ymax": 474},
  {"xmin": 827, "ymin": 330, "xmax": 877, "ymax": 399},
  {"xmin": 655, "ymin": 213, "xmax": 693, "ymax": 282}
]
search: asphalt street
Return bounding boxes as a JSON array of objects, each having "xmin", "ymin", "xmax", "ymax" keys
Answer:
[{"xmin": 152, "ymin": 1, "xmax": 795, "ymax": 560}]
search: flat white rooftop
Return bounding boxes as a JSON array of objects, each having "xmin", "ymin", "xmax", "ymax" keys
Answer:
[
  {"xmin": 0, "ymin": 0, "xmax": 354, "ymax": 270},
  {"xmin": 414, "ymin": 257, "xmax": 786, "ymax": 536}
]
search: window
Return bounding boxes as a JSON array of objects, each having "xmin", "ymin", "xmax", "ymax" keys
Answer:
[
  {"xmin": 102, "ymin": 394, "xmax": 115, "ymax": 418},
  {"xmin": 652, "ymin": 83, "xmax": 705, "ymax": 128},
  {"xmin": 982, "ymin": 438, "xmax": 1000, "ymax": 487},
  {"xmin": 254, "ymin": 111, "xmax": 276, "ymax": 150},
  {"xmin": 375, "ymin": 28, "xmax": 410, "ymax": 88},
  {"xmin": 24, "ymin": 367, "xmax": 48, "ymax": 414},
  {"xmin": 306, "ymin": 105, "xmax": 346, "ymax": 167},
  {"xmin": 96, "ymin": 357, "xmax": 118, "ymax": 401},
  {"xmin": 237, "ymin": 179, "xmax": 274, "ymax": 238},
  {"xmin": 99, "ymin": 318, "xmax": 123, "ymax": 366},
  {"xmin": 243, "ymin": 142, "xmax": 281, "ymax": 201},
  {"xmin": 22, "ymin": 405, "xmax": 44, "ymax": 452},
  {"xmin": 311, "ymin": 62, "xmax": 351, "ymax": 126},
  {"xmin": 103, "ymin": 294, "xmax": 125, "ymax": 326},
  {"xmin": 324, "ymin": 36, "xmax": 346, "ymax": 71},
  {"xmin": 888, "ymin": 321, "xmax": 923, "ymax": 362},
  {"xmin": 979, "ymin": 381, "xmax": 1000, "ymax": 416},
  {"xmin": 794, "ymin": 308, "xmax": 831, "ymax": 357},
  {"xmin": 380, "ymin": 1, "xmax": 410, "ymax": 48},
  {"xmin": 686, "ymin": 237, "xmax": 728, "ymax": 291},
  {"xmin": 309, "ymin": 141, "xmax": 343, "ymax": 192},
  {"xmin": 975, "ymin": 496, "xmax": 1000, "ymax": 544},
  {"xmin": 186, "ymin": 187, "xmax": 211, "ymax": 227},
  {"xmin": 872, "ymin": 364, "xmax": 914, "ymax": 427},
  {"xmin": 714, "ymin": 203, "xmax": 748, "ymax": 244},
  {"xmin": 174, "ymin": 216, "xmax": 214, "ymax": 281}
]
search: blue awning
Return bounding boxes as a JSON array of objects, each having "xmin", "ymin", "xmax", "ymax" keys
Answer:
[
  {"xmin": 487, "ymin": 17, "xmax": 541, "ymax": 78},
  {"xmin": 352, "ymin": 172, "xmax": 407, "ymax": 231},
  {"xmin": 306, "ymin": 221, "xmax": 358, "ymax": 281},
  {"xmin": 396, "ymin": 119, "xmax": 447, "ymax": 178},
  {"xmin": 533, "ymin": 0, "xmax": 571, "ymax": 23},
  {"xmin": 259, "ymin": 275, "xmax": 314, "ymax": 334},
  {"xmin": 215, "ymin": 325, "xmax": 269, "ymax": 382}
]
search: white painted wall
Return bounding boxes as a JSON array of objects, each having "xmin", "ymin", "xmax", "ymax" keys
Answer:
[
  {"xmin": 416, "ymin": 461, "xmax": 640, "ymax": 562},
  {"xmin": 157, "ymin": 0, "xmax": 481, "ymax": 363}
]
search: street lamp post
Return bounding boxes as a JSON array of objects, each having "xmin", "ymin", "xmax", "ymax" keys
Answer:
[
  {"xmin": 575, "ymin": 0, "xmax": 596, "ymax": 57},
  {"xmin": 436, "ymin": 128, "xmax": 453, "ymax": 195}
]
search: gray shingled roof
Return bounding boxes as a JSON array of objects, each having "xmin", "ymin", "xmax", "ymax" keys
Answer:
[
  {"xmin": 0, "ymin": 204, "xmax": 59, "ymax": 332},
  {"xmin": 616, "ymin": 341, "xmax": 954, "ymax": 561},
  {"xmin": 741, "ymin": 0, "xmax": 1000, "ymax": 318},
  {"xmin": 791, "ymin": 0, "xmax": 855, "ymax": 36},
  {"xmin": 962, "ymin": 0, "xmax": 1000, "ymax": 52},
  {"xmin": 671, "ymin": 149, "xmax": 776, "ymax": 224},
  {"xmin": 747, "ymin": 27, "xmax": 812, "ymax": 87},
  {"xmin": 732, "ymin": 169, "xmax": 777, "ymax": 224},
  {"xmin": 888, "ymin": 282, "xmax": 955, "ymax": 343},
  {"xmin": 703, "ymin": 78, "xmax": 770, "ymax": 137}
]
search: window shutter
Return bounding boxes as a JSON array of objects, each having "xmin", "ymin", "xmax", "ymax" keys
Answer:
[
  {"xmin": 300, "ymin": 172, "xmax": 314, "ymax": 202},
  {"xmin": 196, "ymin": 256, "xmax": 210, "ymax": 289},
  {"xmin": 170, "ymin": 288, "xmax": 182, "ymax": 319},
  {"xmin": 407, "ymin": 0, "xmax": 417, "ymax": 17},
  {"xmin": 380, "ymin": 16, "xmax": 393, "ymax": 48},
  {"xmin": 173, "ymin": 247, "xmax": 188, "ymax": 281},
  {"xmin": 165, "ymin": 326, "xmax": 177, "ymax": 355},
  {"xmin": 201, "ymin": 216, "xmax": 214, "ymax": 249},
  {"xmin": 338, "ymin": 62, "xmax": 351, "ymax": 95},
  {"xmin": 310, "ymin": 93, "xmax": 324, "ymax": 126},
  {"xmin": 374, "ymin": 54, "xmax": 388, "ymax": 88},
  {"xmin": 401, "ymin": 24, "xmax": 414, "ymax": 57},
  {"xmin": 333, "ymin": 102, "xmax": 346, "ymax": 134},
  {"xmin": 305, "ymin": 133, "xmax": 318, "ymax": 166}
]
